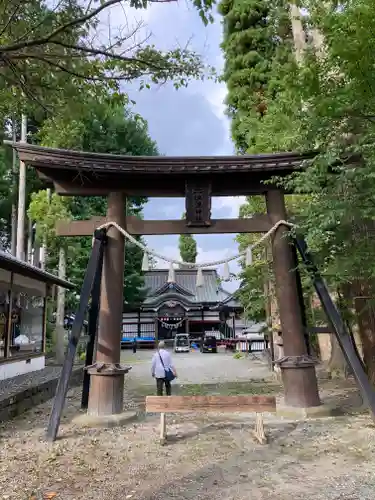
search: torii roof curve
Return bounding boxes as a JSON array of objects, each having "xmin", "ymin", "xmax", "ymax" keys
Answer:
[{"xmin": 11, "ymin": 143, "xmax": 317, "ymax": 197}]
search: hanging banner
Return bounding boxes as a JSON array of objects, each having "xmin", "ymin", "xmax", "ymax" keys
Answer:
[{"xmin": 157, "ymin": 317, "xmax": 185, "ymax": 330}]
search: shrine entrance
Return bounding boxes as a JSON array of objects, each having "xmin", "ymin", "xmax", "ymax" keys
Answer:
[
  {"xmin": 13, "ymin": 144, "xmax": 325, "ymax": 432},
  {"xmin": 157, "ymin": 302, "xmax": 187, "ymax": 341}
]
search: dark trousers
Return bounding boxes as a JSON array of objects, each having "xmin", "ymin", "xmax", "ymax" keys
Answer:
[{"xmin": 156, "ymin": 377, "xmax": 171, "ymax": 396}]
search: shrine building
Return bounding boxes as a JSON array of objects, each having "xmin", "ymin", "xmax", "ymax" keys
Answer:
[{"xmin": 122, "ymin": 268, "xmax": 243, "ymax": 345}]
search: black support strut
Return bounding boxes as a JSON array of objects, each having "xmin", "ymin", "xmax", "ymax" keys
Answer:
[
  {"xmin": 81, "ymin": 235, "xmax": 105, "ymax": 410},
  {"xmin": 294, "ymin": 235, "xmax": 375, "ymax": 420},
  {"xmin": 46, "ymin": 229, "xmax": 107, "ymax": 442}
]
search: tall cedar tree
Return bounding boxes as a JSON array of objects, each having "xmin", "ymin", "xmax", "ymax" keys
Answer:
[{"xmin": 179, "ymin": 234, "xmax": 198, "ymax": 264}]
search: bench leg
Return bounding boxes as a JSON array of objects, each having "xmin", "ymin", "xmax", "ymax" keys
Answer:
[
  {"xmin": 160, "ymin": 413, "xmax": 167, "ymax": 445},
  {"xmin": 253, "ymin": 413, "xmax": 267, "ymax": 445}
]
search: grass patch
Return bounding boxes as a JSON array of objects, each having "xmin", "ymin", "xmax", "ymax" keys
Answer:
[{"xmin": 128, "ymin": 380, "xmax": 282, "ymax": 399}]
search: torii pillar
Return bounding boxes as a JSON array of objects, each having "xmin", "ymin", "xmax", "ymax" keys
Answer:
[
  {"xmin": 266, "ymin": 189, "xmax": 320, "ymax": 408},
  {"xmin": 87, "ymin": 192, "xmax": 129, "ymax": 416}
]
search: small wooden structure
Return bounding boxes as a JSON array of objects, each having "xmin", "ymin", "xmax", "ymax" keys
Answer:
[
  {"xmin": 0, "ymin": 250, "xmax": 74, "ymax": 380},
  {"xmin": 146, "ymin": 395, "xmax": 277, "ymax": 445},
  {"xmin": 11, "ymin": 143, "xmax": 321, "ymax": 418}
]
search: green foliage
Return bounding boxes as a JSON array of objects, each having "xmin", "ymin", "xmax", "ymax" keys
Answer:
[
  {"xmin": 235, "ymin": 196, "xmax": 269, "ymax": 321},
  {"xmin": 178, "ymin": 213, "xmax": 198, "ymax": 264},
  {"xmin": 219, "ymin": 0, "xmax": 293, "ymax": 152},
  {"xmin": 249, "ymin": 1, "xmax": 375, "ymax": 290},
  {"xmin": 223, "ymin": 0, "xmax": 375, "ymax": 379},
  {"xmin": 235, "ymin": 194, "xmax": 315, "ymax": 321},
  {"xmin": 179, "ymin": 234, "xmax": 198, "ymax": 264},
  {"xmin": 27, "ymin": 190, "xmax": 71, "ymax": 247},
  {"xmin": 0, "ymin": 0, "xmax": 213, "ymax": 118},
  {"xmin": 28, "ymin": 95, "xmax": 159, "ymax": 311}
]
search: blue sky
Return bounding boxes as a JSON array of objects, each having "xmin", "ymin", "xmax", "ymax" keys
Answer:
[{"xmin": 101, "ymin": 1, "xmax": 245, "ymax": 292}]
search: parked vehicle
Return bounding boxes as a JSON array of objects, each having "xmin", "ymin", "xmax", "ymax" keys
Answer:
[
  {"xmin": 174, "ymin": 333, "xmax": 190, "ymax": 353},
  {"xmin": 201, "ymin": 335, "xmax": 217, "ymax": 353}
]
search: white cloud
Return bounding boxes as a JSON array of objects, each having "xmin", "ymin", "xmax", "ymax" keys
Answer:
[
  {"xmin": 205, "ymin": 83, "xmax": 227, "ymax": 122},
  {"xmin": 212, "ymin": 196, "xmax": 246, "ymax": 218}
]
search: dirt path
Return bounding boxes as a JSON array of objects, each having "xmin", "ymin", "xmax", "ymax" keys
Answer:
[{"xmin": 1, "ymin": 377, "xmax": 374, "ymax": 500}]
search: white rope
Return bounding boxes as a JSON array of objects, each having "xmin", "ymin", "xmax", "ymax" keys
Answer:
[{"xmin": 95, "ymin": 219, "xmax": 295, "ymax": 269}]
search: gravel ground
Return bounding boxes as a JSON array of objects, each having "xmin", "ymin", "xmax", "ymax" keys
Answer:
[
  {"xmin": 1, "ymin": 351, "xmax": 374, "ymax": 500},
  {"xmin": 121, "ymin": 349, "xmax": 271, "ymax": 386}
]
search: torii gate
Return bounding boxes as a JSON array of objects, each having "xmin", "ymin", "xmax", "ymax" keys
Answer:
[{"xmin": 13, "ymin": 144, "xmax": 322, "ymax": 418}]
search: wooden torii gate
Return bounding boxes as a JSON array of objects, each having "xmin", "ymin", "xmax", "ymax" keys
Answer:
[{"xmin": 13, "ymin": 144, "xmax": 322, "ymax": 419}]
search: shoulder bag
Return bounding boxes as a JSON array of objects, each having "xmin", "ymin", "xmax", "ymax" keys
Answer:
[{"xmin": 158, "ymin": 350, "xmax": 176, "ymax": 382}]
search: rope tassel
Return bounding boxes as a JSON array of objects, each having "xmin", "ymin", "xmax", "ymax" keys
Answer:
[
  {"xmin": 167, "ymin": 262, "xmax": 175, "ymax": 283},
  {"xmin": 196, "ymin": 267, "xmax": 204, "ymax": 288},
  {"xmin": 245, "ymin": 246, "xmax": 253, "ymax": 266},
  {"xmin": 223, "ymin": 261, "xmax": 230, "ymax": 281},
  {"xmin": 141, "ymin": 251, "xmax": 149, "ymax": 271}
]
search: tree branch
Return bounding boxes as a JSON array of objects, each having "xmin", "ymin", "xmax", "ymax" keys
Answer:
[
  {"xmin": 0, "ymin": 0, "xmax": 123, "ymax": 53},
  {"xmin": 45, "ymin": 40, "xmax": 168, "ymax": 70},
  {"xmin": 12, "ymin": 54, "xmax": 141, "ymax": 82},
  {"xmin": 0, "ymin": 1, "xmax": 22, "ymax": 39},
  {"xmin": 13, "ymin": 0, "xmax": 66, "ymax": 44}
]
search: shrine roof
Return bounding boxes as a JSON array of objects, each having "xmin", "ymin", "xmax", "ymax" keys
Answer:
[
  {"xmin": 142, "ymin": 269, "xmax": 241, "ymax": 308},
  {"xmin": 12, "ymin": 143, "xmax": 316, "ymax": 174},
  {"xmin": 0, "ymin": 250, "xmax": 74, "ymax": 289}
]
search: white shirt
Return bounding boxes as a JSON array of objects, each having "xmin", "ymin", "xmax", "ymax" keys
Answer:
[{"xmin": 151, "ymin": 349, "xmax": 174, "ymax": 379}]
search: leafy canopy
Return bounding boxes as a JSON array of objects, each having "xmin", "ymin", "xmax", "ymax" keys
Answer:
[{"xmin": 0, "ymin": 0, "xmax": 215, "ymax": 117}]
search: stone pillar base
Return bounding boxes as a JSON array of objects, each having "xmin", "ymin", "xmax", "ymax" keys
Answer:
[
  {"xmin": 73, "ymin": 411, "xmax": 138, "ymax": 428},
  {"xmin": 277, "ymin": 355, "xmax": 321, "ymax": 408},
  {"xmin": 86, "ymin": 363, "xmax": 132, "ymax": 417}
]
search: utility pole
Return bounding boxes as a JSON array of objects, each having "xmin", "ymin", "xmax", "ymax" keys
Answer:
[
  {"xmin": 16, "ymin": 114, "xmax": 27, "ymax": 260},
  {"xmin": 11, "ymin": 116, "xmax": 17, "ymax": 255}
]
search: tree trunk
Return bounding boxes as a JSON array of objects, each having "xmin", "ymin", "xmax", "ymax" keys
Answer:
[
  {"xmin": 328, "ymin": 335, "xmax": 348, "ymax": 378},
  {"xmin": 55, "ymin": 247, "xmax": 66, "ymax": 365},
  {"xmin": 289, "ymin": 3, "xmax": 306, "ymax": 63},
  {"xmin": 263, "ymin": 245, "xmax": 274, "ymax": 370},
  {"xmin": 32, "ymin": 236, "xmax": 40, "ymax": 267},
  {"xmin": 26, "ymin": 217, "xmax": 33, "ymax": 264},
  {"xmin": 327, "ymin": 289, "xmax": 349, "ymax": 378},
  {"xmin": 354, "ymin": 284, "xmax": 375, "ymax": 386},
  {"xmin": 40, "ymin": 188, "xmax": 51, "ymax": 270}
]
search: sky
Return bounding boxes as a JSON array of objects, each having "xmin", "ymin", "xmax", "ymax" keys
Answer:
[{"xmin": 100, "ymin": 1, "xmax": 246, "ymax": 292}]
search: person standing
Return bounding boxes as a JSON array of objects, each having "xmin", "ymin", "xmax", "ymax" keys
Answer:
[
  {"xmin": 151, "ymin": 340, "xmax": 177, "ymax": 396},
  {"xmin": 132, "ymin": 337, "xmax": 137, "ymax": 354}
]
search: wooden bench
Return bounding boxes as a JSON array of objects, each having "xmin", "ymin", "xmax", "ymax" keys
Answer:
[{"xmin": 146, "ymin": 395, "xmax": 277, "ymax": 445}]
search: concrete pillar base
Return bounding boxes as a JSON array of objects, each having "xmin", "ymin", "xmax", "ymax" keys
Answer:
[
  {"xmin": 73, "ymin": 410, "xmax": 138, "ymax": 428},
  {"xmin": 276, "ymin": 400, "xmax": 340, "ymax": 419}
]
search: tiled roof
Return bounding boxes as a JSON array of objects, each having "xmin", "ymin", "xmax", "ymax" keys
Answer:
[
  {"xmin": 0, "ymin": 250, "xmax": 75, "ymax": 289},
  {"xmin": 142, "ymin": 269, "xmax": 240, "ymax": 307},
  {"xmin": 12, "ymin": 143, "xmax": 317, "ymax": 174}
]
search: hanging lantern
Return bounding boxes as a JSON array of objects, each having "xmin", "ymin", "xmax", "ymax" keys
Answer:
[
  {"xmin": 196, "ymin": 267, "xmax": 204, "ymax": 288},
  {"xmin": 141, "ymin": 251, "xmax": 149, "ymax": 271},
  {"xmin": 167, "ymin": 262, "xmax": 175, "ymax": 283},
  {"xmin": 223, "ymin": 261, "xmax": 230, "ymax": 281},
  {"xmin": 245, "ymin": 246, "xmax": 253, "ymax": 266}
]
